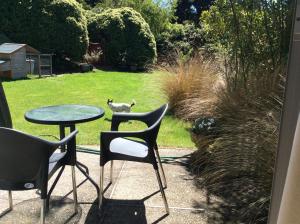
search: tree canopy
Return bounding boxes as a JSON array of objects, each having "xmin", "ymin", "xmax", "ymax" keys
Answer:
[
  {"xmin": 92, "ymin": 0, "xmax": 173, "ymax": 37},
  {"xmin": 174, "ymin": 0, "xmax": 214, "ymax": 24}
]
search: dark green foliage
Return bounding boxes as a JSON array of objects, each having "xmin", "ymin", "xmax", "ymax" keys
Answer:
[
  {"xmin": 0, "ymin": 0, "xmax": 88, "ymax": 61},
  {"xmin": 0, "ymin": 33, "xmax": 11, "ymax": 44},
  {"xmin": 174, "ymin": 0, "xmax": 214, "ymax": 24},
  {"xmin": 83, "ymin": 0, "xmax": 101, "ymax": 7},
  {"xmin": 88, "ymin": 7, "xmax": 157, "ymax": 69},
  {"xmin": 76, "ymin": 0, "xmax": 92, "ymax": 9},
  {"xmin": 156, "ymin": 22, "xmax": 204, "ymax": 61}
]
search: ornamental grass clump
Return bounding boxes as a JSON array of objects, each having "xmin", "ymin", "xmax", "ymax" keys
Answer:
[
  {"xmin": 190, "ymin": 68, "xmax": 284, "ymax": 223},
  {"xmin": 161, "ymin": 55, "xmax": 221, "ymax": 121}
]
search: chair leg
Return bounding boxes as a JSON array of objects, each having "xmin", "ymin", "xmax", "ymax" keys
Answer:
[
  {"xmin": 99, "ymin": 166, "xmax": 104, "ymax": 210},
  {"xmin": 155, "ymin": 169, "xmax": 169, "ymax": 214},
  {"xmin": 110, "ymin": 161, "xmax": 113, "ymax": 184},
  {"xmin": 71, "ymin": 166, "xmax": 78, "ymax": 213},
  {"xmin": 8, "ymin": 191, "xmax": 13, "ymax": 210},
  {"xmin": 154, "ymin": 147, "xmax": 167, "ymax": 188},
  {"xmin": 40, "ymin": 199, "xmax": 46, "ymax": 224}
]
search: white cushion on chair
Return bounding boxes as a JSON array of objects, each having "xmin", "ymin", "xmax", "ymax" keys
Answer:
[{"xmin": 109, "ymin": 137, "xmax": 148, "ymax": 158}]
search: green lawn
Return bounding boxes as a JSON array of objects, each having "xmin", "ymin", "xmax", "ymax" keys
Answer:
[{"xmin": 3, "ymin": 70, "xmax": 194, "ymax": 148}]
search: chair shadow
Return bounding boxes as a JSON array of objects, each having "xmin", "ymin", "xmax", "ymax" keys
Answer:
[
  {"xmin": 104, "ymin": 118, "xmax": 112, "ymax": 122},
  {"xmin": 0, "ymin": 196, "xmax": 82, "ymax": 224},
  {"xmin": 85, "ymin": 190, "xmax": 169, "ymax": 224},
  {"xmin": 85, "ymin": 199, "xmax": 147, "ymax": 224}
]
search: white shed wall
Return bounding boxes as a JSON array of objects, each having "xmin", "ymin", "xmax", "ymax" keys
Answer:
[{"xmin": 11, "ymin": 47, "xmax": 26, "ymax": 79}]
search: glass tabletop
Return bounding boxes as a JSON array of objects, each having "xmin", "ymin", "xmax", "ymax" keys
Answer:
[{"xmin": 25, "ymin": 104, "xmax": 105, "ymax": 125}]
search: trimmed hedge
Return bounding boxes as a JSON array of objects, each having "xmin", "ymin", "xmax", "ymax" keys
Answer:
[
  {"xmin": 88, "ymin": 7, "xmax": 157, "ymax": 69},
  {"xmin": 0, "ymin": 0, "xmax": 88, "ymax": 61}
]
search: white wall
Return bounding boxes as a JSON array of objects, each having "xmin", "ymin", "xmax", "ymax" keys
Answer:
[
  {"xmin": 277, "ymin": 113, "xmax": 300, "ymax": 223},
  {"xmin": 11, "ymin": 47, "xmax": 26, "ymax": 79}
]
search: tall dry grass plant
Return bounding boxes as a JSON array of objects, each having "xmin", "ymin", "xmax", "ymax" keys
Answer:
[
  {"xmin": 190, "ymin": 67, "xmax": 285, "ymax": 223},
  {"xmin": 161, "ymin": 52, "xmax": 285, "ymax": 223},
  {"xmin": 161, "ymin": 55, "xmax": 221, "ymax": 121}
]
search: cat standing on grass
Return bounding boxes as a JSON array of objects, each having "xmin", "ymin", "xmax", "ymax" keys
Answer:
[{"xmin": 107, "ymin": 99, "xmax": 136, "ymax": 113}]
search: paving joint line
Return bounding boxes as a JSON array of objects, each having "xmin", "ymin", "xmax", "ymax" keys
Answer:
[
  {"xmin": 105, "ymin": 202, "xmax": 205, "ymax": 212},
  {"xmin": 146, "ymin": 205, "xmax": 205, "ymax": 212},
  {"xmin": 109, "ymin": 161, "xmax": 126, "ymax": 199}
]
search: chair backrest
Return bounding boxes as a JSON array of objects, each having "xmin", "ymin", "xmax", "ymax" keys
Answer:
[
  {"xmin": 0, "ymin": 128, "xmax": 54, "ymax": 190},
  {"xmin": 0, "ymin": 82, "xmax": 12, "ymax": 128},
  {"xmin": 146, "ymin": 104, "xmax": 168, "ymax": 142}
]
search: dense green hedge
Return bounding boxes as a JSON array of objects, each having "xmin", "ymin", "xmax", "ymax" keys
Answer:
[
  {"xmin": 92, "ymin": 0, "xmax": 172, "ymax": 38},
  {"xmin": 0, "ymin": 0, "xmax": 88, "ymax": 61},
  {"xmin": 88, "ymin": 7, "xmax": 157, "ymax": 69}
]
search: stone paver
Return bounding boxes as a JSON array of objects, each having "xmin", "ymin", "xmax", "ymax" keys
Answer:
[{"xmin": 0, "ymin": 148, "xmax": 209, "ymax": 224}]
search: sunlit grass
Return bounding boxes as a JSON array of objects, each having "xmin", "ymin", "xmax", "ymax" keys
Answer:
[{"xmin": 3, "ymin": 70, "xmax": 194, "ymax": 148}]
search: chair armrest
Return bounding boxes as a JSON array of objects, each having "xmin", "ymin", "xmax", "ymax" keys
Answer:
[
  {"xmin": 51, "ymin": 130, "xmax": 78, "ymax": 147},
  {"xmin": 111, "ymin": 112, "xmax": 151, "ymax": 131},
  {"xmin": 101, "ymin": 130, "xmax": 149, "ymax": 144}
]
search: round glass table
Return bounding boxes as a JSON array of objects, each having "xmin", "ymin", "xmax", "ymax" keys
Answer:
[
  {"xmin": 25, "ymin": 104, "xmax": 105, "ymax": 125},
  {"xmin": 25, "ymin": 104, "xmax": 105, "ymax": 195}
]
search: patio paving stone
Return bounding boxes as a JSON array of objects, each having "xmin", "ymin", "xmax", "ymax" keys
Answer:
[{"xmin": 0, "ymin": 148, "xmax": 211, "ymax": 224}]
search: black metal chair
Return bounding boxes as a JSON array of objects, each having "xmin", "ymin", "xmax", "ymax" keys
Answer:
[
  {"xmin": 0, "ymin": 82, "xmax": 79, "ymax": 223},
  {"xmin": 99, "ymin": 104, "xmax": 169, "ymax": 213}
]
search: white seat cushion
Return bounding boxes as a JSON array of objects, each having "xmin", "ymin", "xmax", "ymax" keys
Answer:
[{"xmin": 110, "ymin": 138, "xmax": 148, "ymax": 158}]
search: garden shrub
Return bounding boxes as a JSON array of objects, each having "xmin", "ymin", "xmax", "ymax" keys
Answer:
[
  {"xmin": 88, "ymin": 7, "xmax": 157, "ymax": 69},
  {"xmin": 0, "ymin": 0, "xmax": 88, "ymax": 61},
  {"xmin": 156, "ymin": 22, "xmax": 204, "ymax": 62}
]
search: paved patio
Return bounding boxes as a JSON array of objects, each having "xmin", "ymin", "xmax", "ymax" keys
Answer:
[{"xmin": 0, "ymin": 148, "xmax": 211, "ymax": 224}]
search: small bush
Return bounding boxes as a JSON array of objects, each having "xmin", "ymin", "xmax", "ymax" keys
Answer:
[
  {"xmin": 88, "ymin": 7, "xmax": 157, "ymax": 69},
  {"xmin": 161, "ymin": 55, "xmax": 220, "ymax": 120}
]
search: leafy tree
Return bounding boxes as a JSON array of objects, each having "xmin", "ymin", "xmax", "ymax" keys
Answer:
[
  {"xmin": 174, "ymin": 0, "xmax": 214, "ymax": 24},
  {"xmin": 88, "ymin": 7, "xmax": 157, "ymax": 69},
  {"xmin": 201, "ymin": 0, "xmax": 292, "ymax": 88},
  {"xmin": 82, "ymin": 0, "xmax": 101, "ymax": 7}
]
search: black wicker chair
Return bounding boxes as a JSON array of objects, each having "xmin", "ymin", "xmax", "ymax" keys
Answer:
[
  {"xmin": 0, "ymin": 82, "xmax": 12, "ymax": 129},
  {"xmin": 0, "ymin": 82, "xmax": 79, "ymax": 224},
  {"xmin": 99, "ymin": 104, "xmax": 169, "ymax": 213},
  {"xmin": 0, "ymin": 128, "xmax": 78, "ymax": 224}
]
